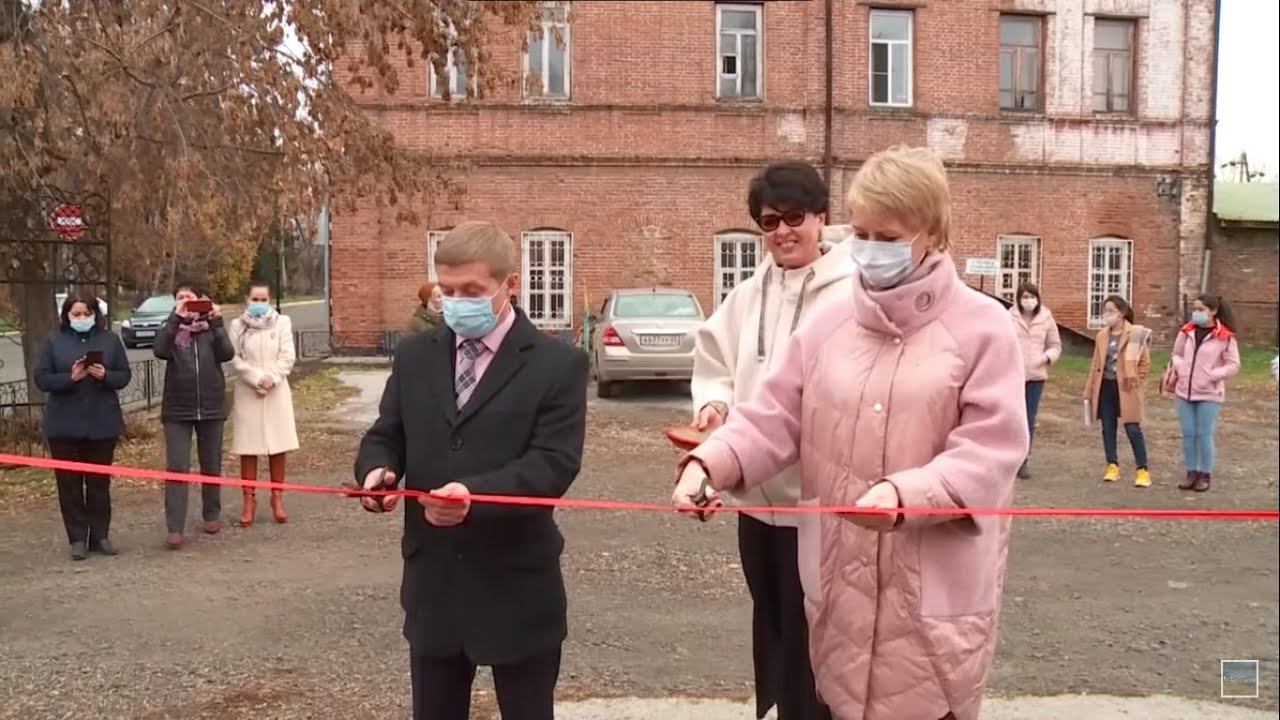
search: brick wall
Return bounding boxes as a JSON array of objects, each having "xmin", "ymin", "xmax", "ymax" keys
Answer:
[
  {"xmin": 331, "ymin": 0, "xmax": 1217, "ymax": 344},
  {"xmin": 1208, "ymin": 223, "xmax": 1280, "ymax": 344}
]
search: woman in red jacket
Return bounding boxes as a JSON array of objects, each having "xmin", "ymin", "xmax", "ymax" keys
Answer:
[{"xmin": 1170, "ymin": 294, "xmax": 1241, "ymax": 492}]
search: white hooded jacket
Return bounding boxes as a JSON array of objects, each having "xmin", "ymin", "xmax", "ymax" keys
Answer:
[{"xmin": 690, "ymin": 227, "xmax": 855, "ymax": 526}]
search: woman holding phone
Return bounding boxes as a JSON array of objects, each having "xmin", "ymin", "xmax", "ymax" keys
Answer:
[
  {"xmin": 154, "ymin": 283, "xmax": 235, "ymax": 550},
  {"xmin": 34, "ymin": 293, "xmax": 132, "ymax": 560}
]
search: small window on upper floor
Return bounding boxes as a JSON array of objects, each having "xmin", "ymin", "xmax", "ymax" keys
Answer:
[
  {"xmin": 717, "ymin": 4, "xmax": 763, "ymax": 100},
  {"xmin": 869, "ymin": 9, "xmax": 913, "ymax": 107},
  {"xmin": 525, "ymin": 3, "xmax": 571, "ymax": 101},
  {"xmin": 1092, "ymin": 18, "xmax": 1134, "ymax": 114},
  {"xmin": 999, "ymin": 15, "xmax": 1042, "ymax": 111}
]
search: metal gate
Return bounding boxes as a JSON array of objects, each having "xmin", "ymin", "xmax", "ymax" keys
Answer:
[{"xmin": 0, "ymin": 187, "xmax": 112, "ymax": 457}]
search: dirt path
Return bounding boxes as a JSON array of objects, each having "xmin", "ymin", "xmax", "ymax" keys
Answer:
[{"xmin": 1, "ymin": 369, "xmax": 1276, "ymax": 719}]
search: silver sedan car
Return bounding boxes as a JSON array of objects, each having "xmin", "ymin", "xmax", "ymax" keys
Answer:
[{"xmin": 591, "ymin": 288, "xmax": 705, "ymax": 398}]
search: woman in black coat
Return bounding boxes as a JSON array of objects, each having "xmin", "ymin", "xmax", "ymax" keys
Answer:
[{"xmin": 34, "ymin": 293, "xmax": 132, "ymax": 561}]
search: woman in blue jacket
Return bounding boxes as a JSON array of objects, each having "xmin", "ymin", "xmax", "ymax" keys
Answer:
[{"xmin": 34, "ymin": 294, "xmax": 132, "ymax": 561}]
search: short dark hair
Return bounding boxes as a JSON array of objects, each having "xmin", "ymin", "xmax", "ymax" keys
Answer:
[
  {"xmin": 60, "ymin": 293, "xmax": 104, "ymax": 330},
  {"xmin": 1104, "ymin": 295, "xmax": 1135, "ymax": 324},
  {"xmin": 747, "ymin": 161, "xmax": 829, "ymax": 220},
  {"xmin": 173, "ymin": 280, "xmax": 206, "ymax": 298},
  {"xmin": 246, "ymin": 280, "xmax": 272, "ymax": 297},
  {"xmin": 1196, "ymin": 293, "xmax": 1238, "ymax": 333}
]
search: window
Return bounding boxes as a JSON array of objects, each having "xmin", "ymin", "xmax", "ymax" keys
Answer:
[
  {"xmin": 427, "ymin": 230, "xmax": 447, "ymax": 281},
  {"xmin": 613, "ymin": 293, "xmax": 702, "ymax": 319},
  {"xmin": 996, "ymin": 234, "xmax": 1041, "ymax": 302},
  {"xmin": 717, "ymin": 4, "xmax": 762, "ymax": 100},
  {"xmin": 999, "ymin": 15, "xmax": 1041, "ymax": 110},
  {"xmin": 869, "ymin": 10, "xmax": 912, "ymax": 107},
  {"xmin": 525, "ymin": 4, "xmax": 570, "ymax": 100},
  {"xmin": 522, "ymin": 230, "xmax": 572, "ymax": 328},
  {"xmin": 1087, "ymin": 237, "xmax": 1133, "ymax": 328},
  {"xmin": 1092, "ymin": 19, "xmax": 1133, "ymax": 113},
  {"xmin": 714, "ymin": 232, "xmax": 761, "ymax": 306},
  {"xmin": 429, "ymin": 48, "xmax": 472, "ymax": 100}
]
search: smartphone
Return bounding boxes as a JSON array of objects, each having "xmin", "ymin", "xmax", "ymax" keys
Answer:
[
  {"xmin": 83, "ymin": 350, "xmax": 104, "ymax": 366},
  {"xmin": 185, "ymin": 299, "xmax": 213, "ymax": 314}
]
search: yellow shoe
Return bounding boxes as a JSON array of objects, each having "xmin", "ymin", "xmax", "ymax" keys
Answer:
[
  {"xmin": 1102, "ymin": 463, "xmax": 1120, "ymax": 482},
  {"xmin": 1134, "ymin": 468, "xmax": 1152, "ymax": 488}
]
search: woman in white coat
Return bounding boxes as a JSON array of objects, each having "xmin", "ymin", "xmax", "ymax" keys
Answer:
[{"xmin": 229, "ymin": 283, "xmax": 299, "ymax": 526}]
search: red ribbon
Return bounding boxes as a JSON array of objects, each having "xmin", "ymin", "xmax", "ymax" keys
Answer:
[{"xmin": 2, "ymin": 452, "xmax": 1277, "ymax": 521}]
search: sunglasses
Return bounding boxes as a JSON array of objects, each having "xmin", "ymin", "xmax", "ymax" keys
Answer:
[{"xmin": 756, "ymin": 209, "xmax": 810, "ymax": 232}]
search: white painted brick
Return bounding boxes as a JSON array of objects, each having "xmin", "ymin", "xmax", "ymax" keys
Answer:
[{"xmin": 926, "ymin": 118, "xmax": 968, "ymax": 160}]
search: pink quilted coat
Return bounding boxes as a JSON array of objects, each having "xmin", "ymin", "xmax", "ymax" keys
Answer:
[{"xmin": 690, "ymin": 252, "xmax": 1028, "ymax": 720}]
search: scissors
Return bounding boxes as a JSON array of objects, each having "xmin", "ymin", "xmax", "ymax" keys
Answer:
[
  {"xmin": 690, "ymin": 475, "xmax": 718, "ymax": 523},
  {"xmin": 343, "ymin": 467, "xmax": 396, "ymax": 513}
]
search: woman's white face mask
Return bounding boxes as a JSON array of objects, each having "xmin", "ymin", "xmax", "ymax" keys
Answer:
[{"xmin": 847, "ymin": 233, "xmax": 921, "ymax": 289}]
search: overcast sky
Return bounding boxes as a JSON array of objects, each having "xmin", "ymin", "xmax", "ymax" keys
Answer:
[{"xmin": 1216, "ymin": 0, "xmax": 1280, "ymax": 178}]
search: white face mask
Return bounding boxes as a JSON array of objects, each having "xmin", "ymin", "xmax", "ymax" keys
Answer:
[
  {"xmin": 1020, "ymin": 298, "xmax": 1038, "ymax": 313},
  {"xmin": 848, "ymin": 234, "xmax": 920, "ymax": 289}
]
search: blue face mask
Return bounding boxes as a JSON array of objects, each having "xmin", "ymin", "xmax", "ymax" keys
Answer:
[
  {"xmin": 1192, "ymin": 311, "xmax": 1212, "ymax": 328},
  {"xmin": 247, "ymin": 302, "xmax": 271, "ymax": 318},
  {"xmin": 69, "ymin": 318, "xmax": 95, "ymax": 334},
  {"xmin": 848, "ymin": 234, "xmax": 920, "ymax": 289},
  {"xmin": 443, "ymin": 283, "xmax": 509, "ymax": 340}
]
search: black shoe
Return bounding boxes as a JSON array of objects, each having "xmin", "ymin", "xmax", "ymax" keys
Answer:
[
  {"xmin": 90, "ymin": 539, "xmax": 118, "ymax": 556},
  {"xmin": 70, "ymin": 541, "xmax": 88, "ymax": 561},
  {"xmin": 1016, "ymin": 460, "xmax": 1031, "ymax": 480}
]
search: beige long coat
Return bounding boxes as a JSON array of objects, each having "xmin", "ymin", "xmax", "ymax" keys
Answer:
[{"xmin": 229, "ymin": 314, "xmax": 299, "ymax": 456}]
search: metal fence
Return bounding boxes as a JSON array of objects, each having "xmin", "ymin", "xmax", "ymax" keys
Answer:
[
  {"xmin": 0, "ymin": 357, "xmax": 171, "ymax": 412},
  {"xmin": 293, "ymin": 330, "xmax": 402, "ymax": 359}
]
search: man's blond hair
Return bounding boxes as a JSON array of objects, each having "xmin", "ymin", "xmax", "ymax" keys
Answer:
[
  {"xmin": 434, "ymin": 221, "xmax": 517, "ymax": 279},
  {"xmin": 846, "ymin": 146, "xmax": 952, "ymax": 252}
]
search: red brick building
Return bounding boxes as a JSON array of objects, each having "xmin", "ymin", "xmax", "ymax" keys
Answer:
[{"xmin": 330, "ymin": 0, "xmax": 1217, "ymax": 344}]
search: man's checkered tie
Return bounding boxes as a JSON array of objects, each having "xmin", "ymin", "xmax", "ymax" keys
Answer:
[{"xmin": 454, "ymin": 339, "xmax": 486, "ymax": 409}]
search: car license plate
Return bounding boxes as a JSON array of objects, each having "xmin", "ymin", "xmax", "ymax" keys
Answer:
[
  {"xmin": 638, "ymin": 334, "xmax": 680, "ymax": 348},
  {"xmin": 135, "ymin": 330, "xmax": 155, "ymax": 338}
]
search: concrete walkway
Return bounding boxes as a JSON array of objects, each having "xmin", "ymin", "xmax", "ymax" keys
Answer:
[{"xmin": 555, "ymin": 695, "xmax": 1273, "ymax": 719}]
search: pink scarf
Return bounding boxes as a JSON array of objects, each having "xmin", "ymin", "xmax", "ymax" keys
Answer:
[{"xmin": 175, "ymin": 315, "xmax": 210, "ymax": 349}]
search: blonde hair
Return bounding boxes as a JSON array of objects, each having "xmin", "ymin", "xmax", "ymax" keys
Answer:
[
  {"xmin": 846, "ymin": 146, "xmax": 952, "ymax": 251},
  {"xmin": 434, "ymin": 221, "xmax": 517, "ymax": 279}
]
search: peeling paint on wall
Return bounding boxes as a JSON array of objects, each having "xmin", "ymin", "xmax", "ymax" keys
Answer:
[
  {"xmin": 927, "ymin": 118, "xmax": 968, "ymax": 160},
  {"xmin": 777, "ymin": 113, "xmax": 806, "ymax": 144}
]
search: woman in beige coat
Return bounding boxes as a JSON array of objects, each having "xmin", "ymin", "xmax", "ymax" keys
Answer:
[
  {"xmin": 229, "ymin": 283, "xmax": 299, "ymax": 526},
  {"xmin": 1083, "ymin": 295, "xmax": 1152, "ymax": 488}
]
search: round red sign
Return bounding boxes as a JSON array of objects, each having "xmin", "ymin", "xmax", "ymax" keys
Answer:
[{"xmin": 49, "ymin": 203, "xmax": 87, "ymax": 240}]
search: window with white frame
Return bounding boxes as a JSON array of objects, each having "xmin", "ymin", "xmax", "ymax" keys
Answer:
[
  {"xmin": 1087, "ymin": 237, "xmax": 1133, "ymax": 328},
  {"xmin": 717, "ymin": 4, "xmax": 762, "ymax": 100},
  {"xmin": 522, "ymin": 230, "xmax": 573, "ymax": 328},
  {"xmin": 429, "ymin": 47, "xmax": 472, "ymax": 100},
  {"xmin": 427, "ymin": 230, "xmax": 447, "ymax": 281},
  {"xmin": 996, "ymin": 234, "xmax": 1041, "ymax": 303},
  {"xmin": 714, "ymin": 232, "xmax": 761, "ymax": 306},
  {"xmin": 869, "ymin": 9, "xmax": 912, "ymax": 107},
  {"xmin": 525, "ymin": 4, "xmax": 570, "ymax": 100}
]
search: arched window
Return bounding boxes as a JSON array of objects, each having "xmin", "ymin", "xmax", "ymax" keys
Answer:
[
  {"xmin": 713, "ymin": 230, "xmax": 761, "ymax": 306},
  {"xmin": 522, "ymin": 229, "xmax": 573, "ymax": 328},
  {"xmin": 1087, "ymin": 236, "xmax": 1133, "ymax": 328}
]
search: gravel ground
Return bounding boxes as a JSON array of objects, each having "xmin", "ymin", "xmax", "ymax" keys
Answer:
[{"xmin": 0, "ymin": 370, "xmax": 1276, "ymax": 719}]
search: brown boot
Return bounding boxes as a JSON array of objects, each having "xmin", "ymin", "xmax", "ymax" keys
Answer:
[
  {"xmin": 240, "ymin": 490, "xmax": 257, "ymax": 527},
  {"xmin": 1192, "ymin": 472, "xmax": 1211, "ymax": 493},
  {"xmin": 1179, "ymin": 470, "xmax": 1199, "ymax": 490},
  {"xmin": 270, "ymin": 491, "xmax": 288, "ymax": 524},
  {"xmin": 268, "ymin": 453, "xmax": 288, "ymax": 524}
]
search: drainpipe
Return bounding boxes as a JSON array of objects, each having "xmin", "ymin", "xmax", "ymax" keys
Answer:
[
  {"xmin": 823, "ymin": 0, "xmax": 834, "ymax": 185},
  {"xmin": 1202, "ymin": 0, "xmax": 1222, "ymax": 297}
]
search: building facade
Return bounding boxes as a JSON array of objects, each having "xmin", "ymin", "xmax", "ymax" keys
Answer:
[{"xmin": 330, "ymin": 0, "xmax": 1217, "ymax": 344}]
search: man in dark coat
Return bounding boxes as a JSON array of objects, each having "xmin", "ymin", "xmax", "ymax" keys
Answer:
[{"xmin": 354, "ymin": 221, "xmax": 588, "ymax": 720}]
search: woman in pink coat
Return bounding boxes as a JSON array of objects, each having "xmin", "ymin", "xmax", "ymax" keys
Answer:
[
  {"xmin": 1170, "ymin": 294, "xmax": 1240, "ymax": 493},
  {"xmin": 673, "ymin": 146, "xmax": 1028, "ymax": 720},
  {"xmin": 1010, "ymin": 282, "xmax": 1062, "ymax": 479}
]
